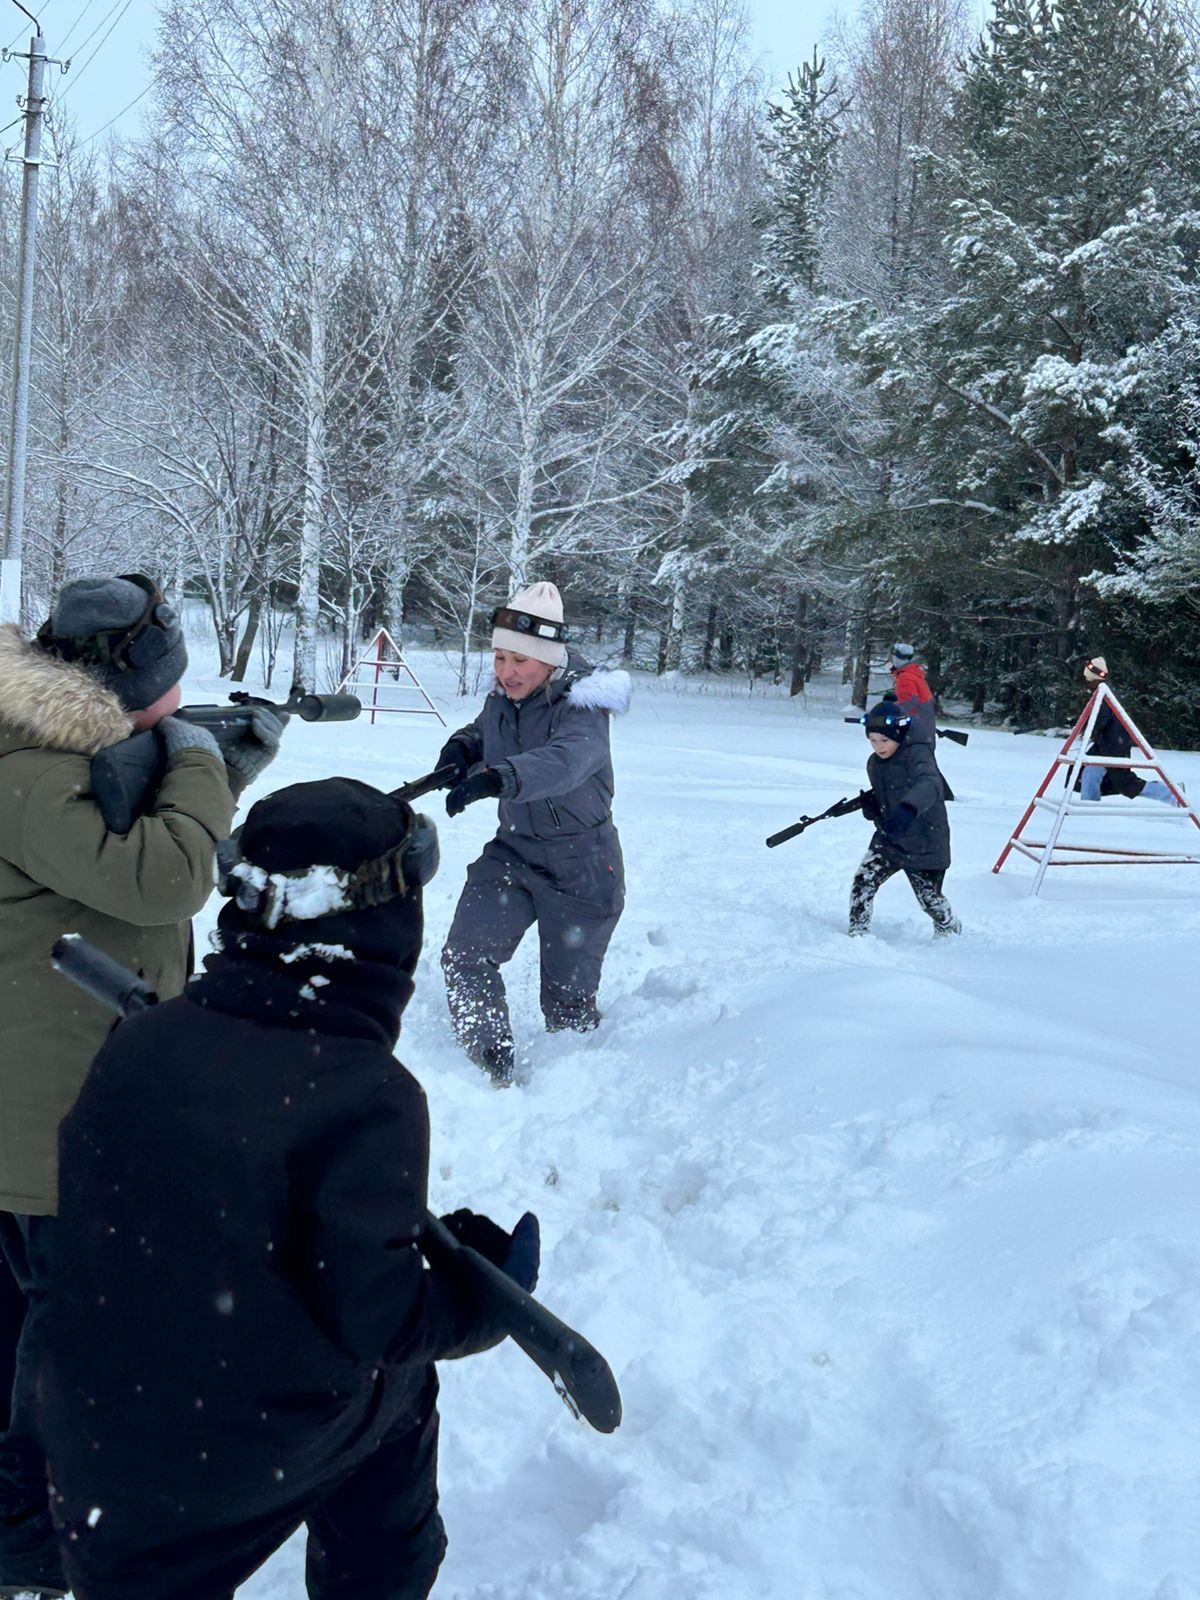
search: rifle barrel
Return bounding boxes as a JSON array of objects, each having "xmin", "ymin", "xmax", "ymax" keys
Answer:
[{"xmin": 390, "ymin": 765, "xmax": 461, "ymax": 804}]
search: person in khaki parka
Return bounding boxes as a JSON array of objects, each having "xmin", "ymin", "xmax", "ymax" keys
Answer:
[{"xmin": 0, "ymin": 574, "xmax": 278, "ymax": 1598}]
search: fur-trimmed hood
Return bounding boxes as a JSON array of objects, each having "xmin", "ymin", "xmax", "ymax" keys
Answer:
[
  {"xmin": 563, "ymin": 666, "xmax": 632, "ymax": 715},
  {"xmin": 485, "ymin": 653, "xmax": 633, "ymax": 717},
  {"xmin": 0, "ymin": 624, "xmax": 132, "ymax": 756}
]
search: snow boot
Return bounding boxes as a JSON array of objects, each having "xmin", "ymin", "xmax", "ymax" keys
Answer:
[
  {"xmin": 473, "ymin": 1041, "xmax": 515, "ymax": 1088},
  {"xmin": 544, "ymin": 1003, "xmax": 601, "ymax": 1035},
  {"xmin": 934, "ymin": 916, "xmax": 962, "ymax": 938}
]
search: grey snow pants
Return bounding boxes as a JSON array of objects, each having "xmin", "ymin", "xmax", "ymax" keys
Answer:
[{"xmin": 442, "ymin": 829, "xmax": 624, "ymax": 1062}]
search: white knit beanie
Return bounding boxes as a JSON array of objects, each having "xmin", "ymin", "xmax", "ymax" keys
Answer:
[
  {"xmin": 1084, "ymin": 655, "xmax": 1108, "ymax": 681},
  {"xmin": 491, "ymin": 582, "xmax": 567, "ymax": 668}
]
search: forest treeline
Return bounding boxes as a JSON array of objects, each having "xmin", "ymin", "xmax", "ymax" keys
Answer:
[{"xmin": 6, "ymin": 0, "xmax": 1200, "ymax": 732}]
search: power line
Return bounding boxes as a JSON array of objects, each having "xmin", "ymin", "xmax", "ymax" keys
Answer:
[
  {"xmin": 4, "ymin": 0, "xmax": 54, "ymax": 55},
  {"xmin": 61, "ymin": 0, "xmax": 120, "ymax": 69},
  {"xmin": 74, "ymin": 9, "xmax": 210, "ymax": 147},
  {"xmin": 56, "ymin": 0, "xmax": 96, "ymax": 53},
  {"xmin": 76, "ymin": 67, "xmax": 152, "ymax": 143},
  {"xmin": 50, "ymin": 0, "xmax": 129, "ymax": 120}
]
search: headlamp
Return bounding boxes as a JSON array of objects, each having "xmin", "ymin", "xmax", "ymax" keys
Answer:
[{"xmin": 490, "ymin": 605, "xmax": 568, "ymax": 644}]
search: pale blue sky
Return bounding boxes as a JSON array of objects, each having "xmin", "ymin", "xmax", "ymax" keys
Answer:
[{"xmin": 0, "ymin": 0, "xmax": 983, "ymax": 152}]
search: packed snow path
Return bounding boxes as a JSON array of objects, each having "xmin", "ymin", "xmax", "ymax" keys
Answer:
[{"xmin": 181, "ymin": 655, "xmax": 1200, "ymax": 1600}]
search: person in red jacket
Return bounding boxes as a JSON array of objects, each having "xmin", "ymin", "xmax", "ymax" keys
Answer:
[
  {"xmin": 888, "ymin": 642, "xmax": 956, "ymax": 800},
  {"xmin": 888, "ymin": 643, "xmax": 936, "ymax": 745}
]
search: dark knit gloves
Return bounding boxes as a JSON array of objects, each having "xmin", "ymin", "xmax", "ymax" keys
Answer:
[
  {"xmin": 860, "ymin": 790, "xmax": 882, "ymax": 824},
  {"xmin": 223, "ymin": 706, "xmax": 286, "ymax": 797},
  {"xmin": 159, "ymin": 716, "xmax": 222, "ymax": 762},
  {"xmin": 446, "ymin": 767, "xmax": 503, "ymax": 817},
  {"xmin": 441, "ymin": 1208, "xmax": 541, "ymax": 1293},
  {"xmin": 881, "ymin": 802, "xmax": 918, "ymax": 840}
]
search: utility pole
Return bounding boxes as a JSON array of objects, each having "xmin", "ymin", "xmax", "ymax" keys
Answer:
[{"xmin": 0, "ymin": 18, "xmax": 47, "ymax": 625}]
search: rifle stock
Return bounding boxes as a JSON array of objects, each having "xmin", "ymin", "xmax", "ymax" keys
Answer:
[{"xmin": 90, "ymin": 692, "xmax": 363, "ymax": 835}]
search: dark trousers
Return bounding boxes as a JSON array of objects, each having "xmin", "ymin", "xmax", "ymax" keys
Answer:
[
  {"xmin": 61, "ymin": 1389, "xmax": 446, "ymax": 1600},
  {"xmin": 0, "ymin": 1211, "xmax": 62, "ymax": 1592},
  {"xmin": 442, "ymin": 833, "xmax": 623, "ymax": 1062},
  {"xmin": 849, "ymin": 844, "xmax": 956, "ymax": 932}
]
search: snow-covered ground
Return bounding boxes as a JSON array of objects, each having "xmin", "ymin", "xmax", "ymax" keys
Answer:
[{"xmin": 183, "ymin": 638, "xmax": 1200, "ymax": 1600}]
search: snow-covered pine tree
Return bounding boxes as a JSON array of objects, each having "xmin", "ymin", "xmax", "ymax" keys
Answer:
[
  {"xmin": 855, "ymin": 0, "xmax": 1200, "ymax": 720},
  {"xmin": 757, "ymin": 49, "xmax": 841, "ymax": 302}
]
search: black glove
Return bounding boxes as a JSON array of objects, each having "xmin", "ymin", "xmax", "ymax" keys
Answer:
[
  {"xmin": 441, "ymin": 1208, "xmax": 541, "ymax": 1293},
  {"xmin": 860, "ymin": 790, "xmax": 881, "ymax": 824},
  {"xmin": 881, "ymin": 802, "xmax": 918, "ymax": 840},
  {"xmin": 446, "ymin": 768, "xmax": 503, "ymax": 817},
  {"xmin": 437, "ymin": 736, "xmax": 475, "ymax": 783}
]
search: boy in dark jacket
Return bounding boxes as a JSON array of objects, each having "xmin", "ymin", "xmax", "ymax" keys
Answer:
[
  {"xmin": 36, "ymin": 778, "xmax": 537, "ymax": 1600},
  {"xmin": 849, "ymin": 702, "xmax": 961, "ymax": 938}
]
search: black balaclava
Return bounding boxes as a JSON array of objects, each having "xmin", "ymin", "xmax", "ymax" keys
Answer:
[{"xmin": 190, "ymin": 778, "xmax": 427, "ymax": 1048}]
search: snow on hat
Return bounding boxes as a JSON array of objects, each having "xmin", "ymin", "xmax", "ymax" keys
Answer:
[
  {"xmin": 889, "ymin": 641, "xmax": 916, "ymax": 670},
  {"xmin": 491, "ymin": 582, "xmax": 567, "ymax": 668},
  {"xmin": 863, "ymin": 700, "xmax": 911, "ymax": 743},
  {"xmin": 1084, "ymin": 655, "xmax": 1108, "ymax": 681},
  {"xmin": 39, "ymin": 574, "xmax": 187, "ymax": 710},
  {"xmin": 223, "ymin": 777, "xmax": 437, "ymax": 929}
]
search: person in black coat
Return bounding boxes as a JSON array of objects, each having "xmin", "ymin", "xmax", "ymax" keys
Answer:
[
  {"xmin": 35, "ymin": 778, "xmax": 539, "ymax": 1600},
  {"xmin": 1077, "ymin": 656, "xmax": 1179, "ymax": 804},
  {"xmin": 849, "ymin": 702, "xmax": 961, "ymax": 937}
]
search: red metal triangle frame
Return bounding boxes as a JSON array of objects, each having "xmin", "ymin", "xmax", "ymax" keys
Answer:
[
  {"xmin": 337, "ymin": 627, "xmax": 447, "ymax": 728},
  {"xmin": 993, "ymin": 682, "xmax": 1200, "ymax": 893}
]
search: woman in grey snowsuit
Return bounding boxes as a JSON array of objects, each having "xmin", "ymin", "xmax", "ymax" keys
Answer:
[
  {"xmin": 439, "ymin": 583, "xmax": 630, "ymax": 1085},
  {"xmin": 849, "ymin": 701, "xmax": 961, "ymax": 938}
]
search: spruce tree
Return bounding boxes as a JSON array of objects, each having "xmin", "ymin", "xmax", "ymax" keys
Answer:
[{"xmin": 862, "ymin": 0, "xmax": 1200, "ymax": 718}]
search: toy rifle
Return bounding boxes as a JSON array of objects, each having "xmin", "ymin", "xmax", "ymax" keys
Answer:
[
  {"xmin": 92, "ymin": 691, "xmax": 363, "ymax": 835},
  {"xmin": 766, "ymin": 791, "xmax": 871, "ymax": 848},
  {"xmin": 389, "ymin": 764, "xmax": 462, "ymax": 804},
  {"xmin": 842, "ymin": 715, "xmax": 969, "ymax": 746},
  {"xmin": 49, "ymin": 935, "xmax": 621, "ymax": 1435}
]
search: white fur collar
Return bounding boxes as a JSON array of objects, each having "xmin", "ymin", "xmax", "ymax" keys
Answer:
[{"xmin": 567, "ymin": 668, "xmax": 632, "ymax": 715}]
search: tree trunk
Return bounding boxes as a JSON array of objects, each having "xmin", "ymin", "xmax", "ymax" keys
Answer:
[
  {"xmin": 232, "ymin": 591, "xmax": 263, "ymax": 682},
  {"xmin": 841, "ymin": 613, "xmax": 855, "ymax": 685},
  {"xmin": 292, "ymin": 263, "xmax": 328, "ymax": 695},
  {"xmin": 622, "ymin": 598, "xmax": 638, "ymax": 663},
  {"xmin": 851, "ymin": 612, "xmax": 872, "ymax": 708},
  {"xmin": 789, "ymin": 588, "xmax": 810, "ymax": 696},
  {"xmin": 665, "ymin": 572, "xmax": 686, "ymax": 671},
  {"xmin": 702, "ymin": 599, "xmax": 718, "ymax": 671}
]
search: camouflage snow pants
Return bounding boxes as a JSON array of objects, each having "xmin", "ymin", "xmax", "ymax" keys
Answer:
[{"xmin": 849, "ymin": 843, "xmax": 958, "ymax": 935}]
